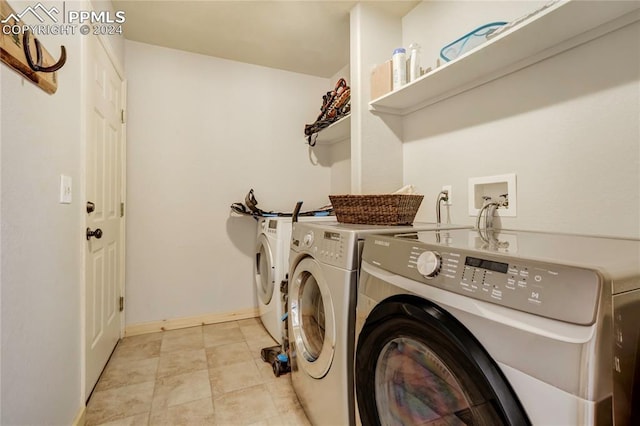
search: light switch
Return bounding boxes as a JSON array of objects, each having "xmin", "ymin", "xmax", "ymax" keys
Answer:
[{"xmin": 59, "ymin": 175, "xmax": 72, "ymax": 204}]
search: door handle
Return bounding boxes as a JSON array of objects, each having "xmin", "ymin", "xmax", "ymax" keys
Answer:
[
  {"xmin": 86, "ymin": 201, "xmax": 95, "ymax": 213},
  {"xmin": 86, "ymin": 228, "xmax": 103, "ymax": 240}
]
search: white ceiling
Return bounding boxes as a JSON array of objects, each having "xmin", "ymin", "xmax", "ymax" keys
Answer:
[{"xmin": 112, "ymin": 0, "xmax": 419, "ymax": 77}]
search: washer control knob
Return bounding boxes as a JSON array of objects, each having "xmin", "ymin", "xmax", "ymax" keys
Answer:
[
  {"xmin": 303, "ymin": 232, "xmax": 314, "ymax": 247},
  {"xmin": 416, "ymin": 251, "xmax": 441, "ymax": 277}
]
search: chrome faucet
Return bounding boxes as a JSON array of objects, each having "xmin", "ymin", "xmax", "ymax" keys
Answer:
[{"xmin": 435, "ymin": 190, "xmax": 449, "ymax": 225}]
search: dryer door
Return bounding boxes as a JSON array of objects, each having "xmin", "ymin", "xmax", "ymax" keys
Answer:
[
  {"xmin": 255, "ymin": 234, "xmax": 275, "ymax": 305},
  {"xmin": 355, "ymin": 297, "xmax": 530, "ymax": 426},
  {"xmin": 289, "ymin": 257, "xmax": 336, "ymax": 379}
]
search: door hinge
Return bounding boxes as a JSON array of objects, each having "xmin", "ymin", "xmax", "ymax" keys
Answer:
[
  {"xmin": 120, "ymin": 202, "xmax": 124, "ymax": 217},
  {"xmin": 121, "ymin": 109, "xmax": 125, "ymax": 124},
  {"xmin": 119, "ymin": 296, "xmax": 124, "ymax": 312}
]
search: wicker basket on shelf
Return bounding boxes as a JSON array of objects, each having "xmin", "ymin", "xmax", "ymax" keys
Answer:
[{"xmin": 329, "ymin": 194, "xmax": 424, "ymax": 225}]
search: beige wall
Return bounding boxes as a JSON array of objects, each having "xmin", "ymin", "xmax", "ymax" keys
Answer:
[
  {"xmin": 1, "ymin": 10, "xmax": 83, "ymax": 425},
  {"xmin": 402, "ymin": 2, "xmax": 640, "ymax": 238},
  {"xmin": 0, "ymin": 1, "xmax": 125, "ymax": 422},
  {"xmin": 124, "ymin": 40, "xmax": 332, "ymax": 326},
  {"xmin": 350, "ymin": 3, "xmax": 404, "ymax": 194},
  {"xmin": 328, "ymin": 63, "xmax": 352, "ymax": 194}
]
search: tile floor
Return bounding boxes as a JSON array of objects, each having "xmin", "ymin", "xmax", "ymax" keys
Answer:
[{"xmin": 85, "ymin": 318, "xmax": 311, "ymax": 426}]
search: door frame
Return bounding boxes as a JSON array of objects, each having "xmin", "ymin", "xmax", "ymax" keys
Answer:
[{"xmin": 80, "ymin": 31, "xmax": 127, "ymax": 403}]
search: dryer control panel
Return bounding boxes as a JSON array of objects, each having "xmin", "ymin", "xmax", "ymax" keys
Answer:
[
  {"xmin": 291, "ymin": 224, "xmax": 360, "ymax": 270},
  {"xmin": 363, "ymin": 234, "xmax": 602, "ymax": 325}
]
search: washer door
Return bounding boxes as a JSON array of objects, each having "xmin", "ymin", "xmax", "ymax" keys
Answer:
[
  {"xmin": 356, "ymin": 296, "xmax": 530, "ymax": 426},
  {"xmin": 255, "ymin": 234, "xmax": 275, "ymax": 305},
  {"xmin": 290, "ymin": 257, "xmax": 336, "ymax": 379}
]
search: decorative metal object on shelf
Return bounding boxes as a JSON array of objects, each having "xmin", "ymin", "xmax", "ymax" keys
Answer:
[{"xmin": 304, "ymin": 78, "xmax": 351, "ymax": 146}]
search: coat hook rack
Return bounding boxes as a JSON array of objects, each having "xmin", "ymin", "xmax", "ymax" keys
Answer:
[{"xmin": 0, "ymin": 0, "xmax": 65, "ymax": 94}]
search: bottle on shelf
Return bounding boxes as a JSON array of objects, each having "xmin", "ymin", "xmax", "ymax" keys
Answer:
[
  {"xmin": 408, "ymin": 43, "xmax": 421, "ymax": 82},
  {"xmin": 392, "ymin": 47, "xmax": 406, "ymax": 90}
]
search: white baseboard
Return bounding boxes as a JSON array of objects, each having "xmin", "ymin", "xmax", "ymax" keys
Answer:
[
  {"xmin": 72, "ymin": 405, "xmax": 86, "ymax": 426},
  {"xmin": 124, "ymin": 307, "xmax": 259, "ymax": 336}
]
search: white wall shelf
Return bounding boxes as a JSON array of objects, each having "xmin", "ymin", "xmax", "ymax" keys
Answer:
[
  {"xmin": 305, "ymin": 114, "xmax": 351, "ymax": 145},
  {"xmin": 369, "ymin": 0, "xmax": 640, "ymax": 116}
]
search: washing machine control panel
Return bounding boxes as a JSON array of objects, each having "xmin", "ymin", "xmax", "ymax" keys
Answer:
[
  {"xmin": 312, "ymin": 230, "xmax": 349, "ymax": 267},
  {"xmin": 292, "ymin": 224, "xmax": 360, "ymax": 270},
  {"xmin": 416, "ymin": 251, "xmax": 442, "ymax": 277},
  {"xmin": 363, "ymin": 234, "xmax": 602, "ymax": 325}
]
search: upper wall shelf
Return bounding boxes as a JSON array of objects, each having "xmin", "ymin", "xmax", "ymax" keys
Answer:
[
  {"xmin": 306, "ymin": 114, "xmax": 351, "ymax": 145},
  {"xmin": 369, "ymin": 0, "xmax": 640, "ymax": 116}
]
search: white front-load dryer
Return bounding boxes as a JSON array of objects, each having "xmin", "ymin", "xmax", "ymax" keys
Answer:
[
  {"xmin": 255, "ymin": 215, "xmax": 335, "ymax": 344},
  {"xmin": 287, "ymin": 222, "xmax": 470, "ymax": 426},
  {"xmin": 355, "ymin": 228, "xmax": 640, "ymax": 425}
]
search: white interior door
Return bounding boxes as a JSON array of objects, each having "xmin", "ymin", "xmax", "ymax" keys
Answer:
[{"xmin": 85, "ymin": 34, "xmax": 124, "ymax": 397}]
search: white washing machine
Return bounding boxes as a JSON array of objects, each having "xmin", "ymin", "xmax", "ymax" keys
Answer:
[
  {"xmin": 255, "ymin": 215, "xmax": 335, "ymax": 344},
  {"xmin": 287, "ymin": 222, "xmax": 470, "ymax": 426},
  {"xmin": 355, "ymin": 228, "xmax": 640, "ymax": 425}
]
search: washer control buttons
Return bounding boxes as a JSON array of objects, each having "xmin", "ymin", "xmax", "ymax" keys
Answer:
[{"xmin": 416, "ymin": 251, "xmax": 442, "ymax": 278}]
